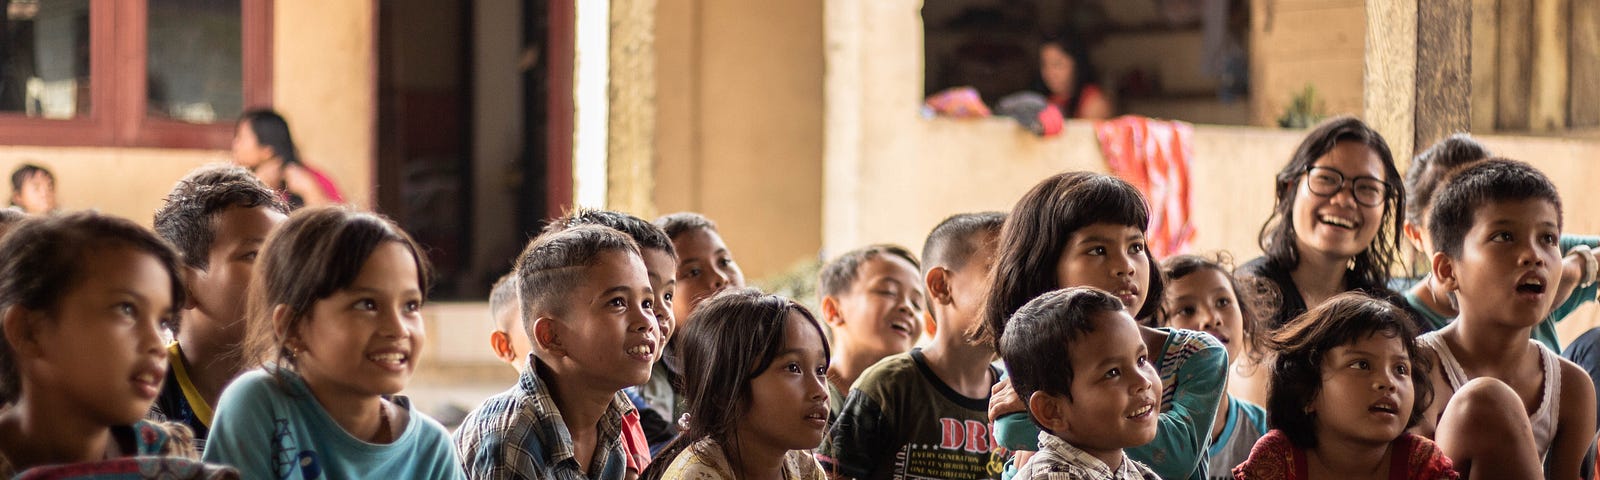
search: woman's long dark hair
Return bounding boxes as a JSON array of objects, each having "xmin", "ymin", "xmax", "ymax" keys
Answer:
[
  {"xmin": 640, "ymin": 289, "xmax": 829, "ymax": 480},
  {"xmin": 239, "ymin": 108, "xmax": 302, "ymax": 166},
  {"xmin": 1257, "ymin": 116, "xmax": 1404, "ymax": 291},
  {"xmin": 1035, "ymin": 31, "xmax": 1097, "ymax": 115}
]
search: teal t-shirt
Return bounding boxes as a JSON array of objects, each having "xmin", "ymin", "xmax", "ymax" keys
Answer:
[
  {"xmin": 203, "ymin": 369, "xmax": 466, "ymax": 480},
  {"xmin": 1404, "ymin": 234, "xmax": 1600, "ymax": 352},
  {"xmin": 994, "ymin": 328, "xmax": 1227, "ymax": 480}
]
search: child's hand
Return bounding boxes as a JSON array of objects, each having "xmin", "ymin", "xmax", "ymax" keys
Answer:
[{"xmin": 989, "ymin": 378, "xmax": 1025, "ymax": 422}]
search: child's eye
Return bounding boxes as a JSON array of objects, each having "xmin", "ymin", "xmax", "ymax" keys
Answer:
[
  {"xmin": 1490, "ymin": 232, "xmax": 1513, "ymax": 242},
  {"xmin": 1541, "ymin": 233, "xmax": 1558, "ymax": 245},
  {"xmin": 662, "ymin": 291, "xmax": 674, "ymax": 304},
  {"xmin": 1136, "ymin": 355, "xmax": 1148, "ymax": 366},
  {"xmin": 1128, "ymin": 243, "xmax": 1146, "ymax": 255},
  {"xmin": 785, "ymin": 362, "xmax": 803, "ymax": 374},
  {"xmin": 685, "ymin": 268, "xmax": 702, "ymax": 279},
  {"xmin": 1395, "ymin": 364, "xmax": 1410, "ymax": 376},
  {"xmin": 815, "ymin": 364, "xmax": 829, "ymax": 377},
  {"xmin": 718, "ymin": 257, "xmax": 736, "ymax": 268},
  {"xmin": 1349, "ymin": 359, "xmax": 1370, "ymax": 370},
  {"xmin": 353, "ymin": 299, "xmax": 377, "ymax": 311},
  {"xmin": 641, "ymin": 299, "xmax": 654, "ymax": 311},
  {"xmin": 1174, "ymin": 306, "xmax": 1196, "ymax": 316},
  {"xmin": 1087, "ymin": 246, "xmax": 1106, "ymax": 256},
  {"xmin": 116, "ymin": 302, "xmax": 137, "ymax": 316},
  {"xmin": 1216, "ymin": 297, "xmax": 1232, "ymax": 308},
  {"xmin": 404, "ymin": 300, "xmax": 422, "ymax": 313},
  {"xmin": 607, "ymin": 297, "xmax": 627, "ymax": 308},
  {"xmin": 241, "ymin": 251, "xmax": 259, "ymax": 261},
  {"xmin": 1104, "ymin": 368, "xmax": 1121, "ymax": 379}
]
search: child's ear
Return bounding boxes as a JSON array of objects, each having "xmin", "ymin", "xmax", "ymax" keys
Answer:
[
  {"xmin": 1402, "ymin": 222, "xmax": 1425, "ymax": 252},
  {"xmin": 489, "ymin": 331, "xmax": 518, "ymax": 364},
  {"xmin": 2, "ymin": 306, "xmax": 42, "ymax": 358},
  {"xmin": 1026, "ymin": 390, "xmax": 1069, "ymax": 433},
  {"xmin": 820, "ymin": 296, "xmax": 845, "ymax": 328},
  {"xmin": 531, "ymin": 316, "xmax": 565, "ymax": 356},
  {"xmin": 1432, "ymin": 252, "xmax": 1460, "ymax": 291},
  {"xmin": 271, "ymin": 304, "xmax": 302, "ymax": 351},
  {"xmin": 925, "ymin": 267, "xmax": 954, "ymax": 305}
]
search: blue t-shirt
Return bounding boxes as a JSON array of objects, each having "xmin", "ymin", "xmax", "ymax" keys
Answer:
[{"xmin": 203, "ymin": 369, "xmax": 465, "ymax": 480}]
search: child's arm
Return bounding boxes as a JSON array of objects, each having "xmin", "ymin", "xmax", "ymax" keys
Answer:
[
  {"xmin": 200, "ymin": 372, "xmax": 285, "ymax": 479},
  {"xmin": 1125, "ymin": 331, "xmax": 1227, "ymax": 480},
  {"xmin": 1549, "ymin": 359, "xmax": 1597, "ymax": 480}
]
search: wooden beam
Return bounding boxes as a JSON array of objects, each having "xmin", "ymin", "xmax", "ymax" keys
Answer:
[
  {"xmin": 606, "ymin": 0, "xmax": 658, "ymax": 216},
  {"xmin": 1530, "ymin": 0, "xmax": 1569, "ymax": 132},
  {"xmin": 1416, "ymin": 0, "xmax": 1473, "ymax": 148},
  {"xmin": 1497, "ymin": 0, "xmax": 1532, "ymax": 130},
  {"xmin": 1471, "ymin": 0, "xmax": 1498, "ymax": 132},
  {"xmin": 1572, "ymin": 0, "xmax": 1600, "ymax": 127},
  {"xmin": 1364, "ymin": 0, "xmax": 1418, "ymax": 159}
]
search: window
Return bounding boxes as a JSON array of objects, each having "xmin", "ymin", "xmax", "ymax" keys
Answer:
[{"xmin": 0, "ymin": 0, "xmax": 272, "ymax": 148}]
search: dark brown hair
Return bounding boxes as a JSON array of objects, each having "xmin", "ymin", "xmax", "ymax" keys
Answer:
[
  {"xmin": 514, "ymin": 225, "xmax": 641, "ymax": 328},
  {"xmin": 1266, "ymin": 292, "xmax": 1432, "ymax": 449},
  {"xmin": 0, "ymin": 211, "xmax": 185, "ymax": 402},
  {"xmin": 1428, "ymin": 158, "xmax": 1562, "ymax": 260},
  {"xmin": 1403, "ymin": 134, "xmax": 1491, "ymax": 226},
  {"xmin": 1159, "ymin": 252, "xmax": 1264, "ymax": 364},
  {"xmin": 818, "ymin": 244, "xmax": 921, "ymax": 298},
  {"xmin": 243, "ymin": 207, "xmax": 432, "ymax": 378},
  {"xmin": 999, "ymin": 287, "xmax": 1125, "ymax": 406},
  {"xmin": 974, "ymin": 171, "xmax": 1163, "ymax": 347},
  {"xmin": 154, "ymin": 164, "xmax": 289, "ymax": 272}
]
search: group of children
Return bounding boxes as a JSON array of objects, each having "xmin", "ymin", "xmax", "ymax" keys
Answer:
[{"xmin": 0, "ymin": 114, "xmax": 1596, "ymax": 480}]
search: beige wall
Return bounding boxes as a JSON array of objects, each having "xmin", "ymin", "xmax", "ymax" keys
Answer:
[
  {"xmin": 1250, "ymin": 0, "xmax": 1367, "ymax": 126},
  {"xmin": 0, "ymin": 1, "xmax": 375, "ymax": 223},
  {"xmin": 654, "ymin": 0, "xmax": 825, "ymax": 281}
]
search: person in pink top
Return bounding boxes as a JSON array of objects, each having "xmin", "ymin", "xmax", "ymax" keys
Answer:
[{"xmin": 231, "ymin": 109, "xmax": 345, "ymax": 209}]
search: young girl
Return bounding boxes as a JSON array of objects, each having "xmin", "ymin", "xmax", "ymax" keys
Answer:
[
  {"xmin": 979, "ymin": 171, "xmax": 1227, "ymax": 480},
  {"xmin": 1160, "ymin": 253, "xmax": 1269, "ymax": 478},
  {"xmin": 202, "ymin": 207, "xmax": 463, "ymax": 479},
  {"xmin": 232, "ymin": 109, "xmax": 345, "ymax": 209},
  {"xmin": 640, "ymin": 289, "xmax": 828, "ymax": 480},
  {"xmin": 1233, "ymin": 292, "xmax": 1453, "ymax": 479},
  {"xmin": 1239, "ymin": 116, "xmax": 1406, "ymax": 331},
  {"xmin": 0, "ymin": 212, "xmax": 235, "ymax": 478}
]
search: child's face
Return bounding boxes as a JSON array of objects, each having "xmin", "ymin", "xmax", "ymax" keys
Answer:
[
  {"xmin": 1291, "ymin": 142, "xmax": 1387, "ymax": 261},
  {"xmin": 553, "ymin": 250, "xmax": 660, "ymax": 389},
  {"xmin": 1164, "ymin": 269, "xmax": 1245, "ymax": 359},
  {"xmin": 1440, "ymin": 198, "xmax": 1563, "ymax": 327},
  {"xmin": 1039, "ymin": 43, "xmax": 1075, "ymax": 97},
  {"xmin": 13, "ymin": 171, "xmax": 55, "ymax": 214},
  {"xmin": 830, "ymin": 255, "xmax": 926, "ymax": 361},
  {"xmin": 641, "ymin": 247, "xmax": 678, "ymax": 345},
  {"xmin": 295, "ymin": 242, "xmax": 426, "ymax": 398},
  {"xmin": 670, "ymin": 228, "xmax": 744, "ymax": 327},
  {"xmin": 740, "ymin": 310, "xmax": 831, "ymax": 451},
  {"xmin": 941, "ymin": 231, "xmax": 999, "ymax": 340},
  {"xmin": 1310, "ymin": 332, "xmax": 1415, "ymax": 447},
  {"xmin": 187, "ymin": 205, "xmax": 286, "ymax": 341},
  {"xmin": 29, "ymin": 245, "xmax": 170, "ymax": 425},
  {"xmin": 1056, "ymin": 223, "xmax": 1149, "ymax": 312},
  {"xmin": 1059, "ymin": 310, "xmax": 1160, "ymax": 452},
  {"xmin": 495, "ymin": 302, "xmax": 531, "ymax": 369}
]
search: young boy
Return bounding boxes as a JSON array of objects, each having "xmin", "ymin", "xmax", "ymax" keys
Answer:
[
  {"xmin": 999, "ymin": 287, "xmax": 1161, "ymax": 480},
  {"xmin": 819, "ymin": 212, "xmax": 1004, "ymax": 480},
  {"xmin": 1415, "ymin": 159, "xmax": 1596, "ymax": 480},
  {"xmin": 645, "ymin": 212, "xmax": 744, "ymax": 427},
  {"xmin": 8, "ymin": 163, "xmax": 56, "ymax": 215},
  {"xmin": 818, "ymin": 244, "xmax": 926, "ymax": 414},
  {"xmin": 453, "ymin": 225, "xmax": 660, "ymax": 480},
  {"xmin": 149, "ymin": 163, "xmax": 289, "ymax": 451},
  {"xmin": 486, "ymin": 273, "xmax": 530, "ymax": 372}
]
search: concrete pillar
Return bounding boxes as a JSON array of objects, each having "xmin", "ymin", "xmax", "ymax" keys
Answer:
[
  {"xmin": 1364, "ymin": 0, "xmax": 1472, "ymax": 162},
  {"xmin": 607, "ymin": 0, "xmax": 658, "ymax": 217}
]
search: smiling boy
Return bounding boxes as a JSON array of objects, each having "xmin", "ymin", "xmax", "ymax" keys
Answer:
[{"xmin": 817, "ymin": 244, "xmax": 926, "ymax": 414}]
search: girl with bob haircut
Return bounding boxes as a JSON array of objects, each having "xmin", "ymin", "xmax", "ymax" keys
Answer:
[
  {"xmin": 979, "ymin": 171, "xmax": 1227, "ymax": 480},
  {"xmin": 641, "ymin": 289, "xmax": 829, "ymax": 480},
  {"xmin": 0, "ymin": 212, "xmax": 236, "ymax": 478},
  {"xmin": 202, "ymin": 207, "xmax": 464, "ymax": 479},
  {"xmin": 1235, "ymin": 292, "xmax": 1452, "ymax": 479},
  {"xmin": 1239, "ymin": 116, "xmax": 1406, "ymax": 331}
]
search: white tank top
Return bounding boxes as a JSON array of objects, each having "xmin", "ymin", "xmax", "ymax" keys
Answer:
[{"xmin": 1417, "ymin": 331, "xmax": 1561, "ymax": 458}]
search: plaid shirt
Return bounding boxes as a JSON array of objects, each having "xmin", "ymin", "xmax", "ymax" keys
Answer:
[
  {"xmin": 1013, "ymin": 432, "xmax": 1160, "ymax": 480},
  {"xmin": 454, "ymin": 358, "xmax": 636, "ymax": 480}
]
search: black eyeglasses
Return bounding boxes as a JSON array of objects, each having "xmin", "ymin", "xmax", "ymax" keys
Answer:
[{"xmin": 1303, "ymin": 166, "xmax": 1390, "ymax": 207}]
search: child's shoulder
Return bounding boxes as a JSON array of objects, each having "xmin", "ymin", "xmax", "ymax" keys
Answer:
[
  {"xmin": 215, "ymin": 369, "xmax": 293, "ymax": 408},
  {"xmin": 853, "ymin": 351, "xmax": 922, "ymax": 387}
]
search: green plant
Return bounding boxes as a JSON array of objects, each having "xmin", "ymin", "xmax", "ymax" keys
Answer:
[{"xmin": 1277, "ymin": 84, "xmax": 1326, "ymax": 129}]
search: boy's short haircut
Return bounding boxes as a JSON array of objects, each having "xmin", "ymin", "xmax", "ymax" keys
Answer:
[
  {"xmin": 488, "ymin": 272, "xmax": 519, "ymax": 332},
  {"xmin": 154, "ymin": 165, "xmax": 289, "ymax": 270},
  {"xmin": 0, "ymin": 211, "xmax": 185, "ymax": 403},
  {"xmin": 999, "ymin": 287, "xmax": 1124, "ymax": 407},
  {"xmin": 9, "ymin": 163, "xmax": 52, "ymax": 192},
  {"xmin": 546, "ymin": 208, "xmax": 676, "ymax": 258},
  {"xmin": 920, "ymin": 212, "xmax": 1005, "ymax": 274},
  {"xmin": 1404, "ymin": 134, "xmax": 1492, "ymax": 225},
  {"xmin": 655, "ymin": 212, "xmax": 719, "ymax": 239},
  {"xmin": 1427, "ymin": 158, "xmax": 1562, "ymax": 259},
  {"xmin": 515, "ymin": 225, "xmax": 642, "ymax": 324},
  {"xmin": 818, "ymin": 244, "xmax": 922, "ymax": 298}
]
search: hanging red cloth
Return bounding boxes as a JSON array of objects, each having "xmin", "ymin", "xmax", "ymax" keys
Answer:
[{"xmin": 1095, "ymin": 115, "xmax": 1196, "ymax": 258}]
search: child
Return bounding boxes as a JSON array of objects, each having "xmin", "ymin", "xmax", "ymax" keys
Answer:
[
  {"xmin": 1238, "ymin": 116, "xmax": 1406, "ymax": 330},
  {"xmin": 1400, "ymin": 134, "xmax": 1598, "ymax": 352},
  {"xmin": 817, "ymin": 244, "xmax": 926, "ymax": 414},
  {"xmin": 542, "ymin": 208, "xmax": 682, "ymax": 468},
  {"xmin": 819, "ymin": 212, "xmax": 1005, "ymax": 480},
  {"xmin": 9, "ymin": 163, "xmax": 56, "ymax": 215},
  {"xmin": 647, "ymin": 212, "xmax": 745, "ymax": 426},
  {"xmin": 485, "ymin": 273, "xmax": 531, "ymax": 372},
  {"xmin": 1160, "ymin": 253, "xmax": 1269, "ymax": 478},
  {"xmin": 150, "ymin": 164, "xmax": 290, "ymax": 451},
  {"xmin": 203, "ymin": 207, "xmax": 464, "ymax": 479},
  {"xmin": 641, "ymin": 289, "xmax": 830, "ymax": 480},
  {"xmin": 1413, "ymin": 159, "xmax": 1595, "ymax": 479},
  {"xmin": 1232, "ymin": 292, "xmax": 1455, "ymax": 479},
  {"xmin": 0, "ymin": 212, "xmax": 236, "ymax": 478},
  {"xmin": 979, "ymin": 171, "xmax": 1226, "ymax": 480},
  {"xmin": 454, "ymin": 225, "xmax": 659, "ymax": 480},
  {"xmin": 1000, "ymin": 287, "xmax": 1161, "ymax": 479}
]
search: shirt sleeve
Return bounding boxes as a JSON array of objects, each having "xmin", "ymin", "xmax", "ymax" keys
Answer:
[
  {"xmin": 992, "ymin": 413, "xmax": 1040, "ymax": 452},
  {"xmin": 1125, "ymin": 332, "xmax": 1228, "ymax": 480},
  {"xmin": 817, "ymin": 387, "xmax": 890, "ymax": 478},
  {"xmin": 201, "ymin": 372, "xmax": 285, "ymax": 479}
]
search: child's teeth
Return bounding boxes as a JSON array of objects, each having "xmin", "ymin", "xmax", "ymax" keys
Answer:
[
  {"xmin": 369, "ymin": 353, "xmax": 405, "ymax": 363},
  {"xmin": 627, "ymin": 345, "xmax": 651, "ymax": 356}
]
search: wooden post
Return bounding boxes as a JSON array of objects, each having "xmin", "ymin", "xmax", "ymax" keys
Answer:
[
  {"xmin": 607, "ymin": 0, "xmax": 658, "ymax": 216},
  {"xmin": 1530, "ymin": 0, "xmax": 1569, "ymax": 132},
  {"xmin": 1498, "ymin": 0, "xmax": 1533, "ymax": 130},
  {"xmin": 1572, "ymin": 0, "xmax": 1600, "ymax": 127},
  {"xmin": 1365, "ymin": 0, "xmax": 1472, "ymax": 161},
  {"xmin": 1471, "ymin": 0, "xmax": 1499, "ymax": 132},
  {"xmin": 1364, "ymin": 0, "xmax": 1418, "ymax": 160}
]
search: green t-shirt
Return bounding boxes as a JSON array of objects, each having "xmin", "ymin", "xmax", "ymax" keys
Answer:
[{"xmin": 818, "ymin": 349, "xmax": 1003, "ymax": 480}]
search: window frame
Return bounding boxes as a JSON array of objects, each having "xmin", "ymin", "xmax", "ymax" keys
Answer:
[{"xmin": 0, "ymin": 0, "xmax": 273, "ymax": 149}]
